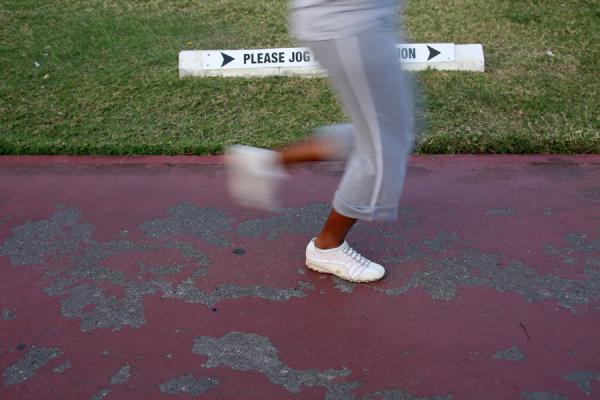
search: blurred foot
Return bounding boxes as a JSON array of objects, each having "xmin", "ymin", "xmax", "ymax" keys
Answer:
[{"xmin": 225, "ymin": 145, "xmax": 288, "ymax": 212}]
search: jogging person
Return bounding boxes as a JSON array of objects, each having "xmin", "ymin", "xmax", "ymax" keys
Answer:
[{"xmin": 226, "ymin": 0, "xmax": 414, "ymax": 283}]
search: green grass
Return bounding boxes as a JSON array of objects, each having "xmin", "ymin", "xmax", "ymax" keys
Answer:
[{"xmin": 0, "ymin": 0, "xmax": 598, "ymax": 154}]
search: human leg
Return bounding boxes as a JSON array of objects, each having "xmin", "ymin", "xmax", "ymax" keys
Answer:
[
  {"xmin": 279, "ymin": 123, "xmax": 354, "ymax": 166},
  {"xmin": 226, "ymin": 123, "xmax": 354, "ymax": 210},
  {"xmin": 226, "ymin": 24, "xmax": 412, "ymax": 282},
  {"xmin": 300, "ymin": 25, "xmax": 413, "ymax": 281},
  {"xmin": 306, "ymin": 27, "xmax": 414, "ymax": 222},
  {"xmin": 314, "ymin": 208, "xmax": 356, "ymax": 249}
]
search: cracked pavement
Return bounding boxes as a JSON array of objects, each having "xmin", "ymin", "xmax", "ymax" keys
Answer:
[{"xmin": 0, "ymin": 155, "xmax": 599, "ymax": 399}]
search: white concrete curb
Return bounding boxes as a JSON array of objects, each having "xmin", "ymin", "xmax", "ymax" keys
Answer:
[{"xmin": 179, "ymin": 44, "xmax": 484, "ymax": 78}]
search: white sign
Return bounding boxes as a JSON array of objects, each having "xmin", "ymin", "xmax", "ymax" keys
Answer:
[
  {"xmin": 201, "ymin": 44, "xmax": 455, "ymax": 71},
  {"xmin": 202, "ymin": 48, "xmax": 318, "ymax": 70},
  {"xmin": 396, "ymin": 43, "xmax": 455, "ymax": 63},
  {"xmin": 180, "ymin": 44, "xmax": 484, "ymax": 77}
]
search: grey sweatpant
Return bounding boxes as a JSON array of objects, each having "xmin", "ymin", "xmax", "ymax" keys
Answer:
[{"xmin": 305, "ymin": 22, "xmax": 414, "ymax": 221}]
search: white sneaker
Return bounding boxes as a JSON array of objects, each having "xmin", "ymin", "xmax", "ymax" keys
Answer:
[
  {"xmin": 225, "ymin": 145, "xmax": 288, "ymax": 212},
  {"xmin": 305, "ymin": 238, "xmax": 385, "ymax": 282}
]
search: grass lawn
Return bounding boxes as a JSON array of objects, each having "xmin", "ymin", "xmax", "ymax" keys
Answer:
[{"xmin": 0, "ymin": 0, "xmax": 598, "ymax": 155}]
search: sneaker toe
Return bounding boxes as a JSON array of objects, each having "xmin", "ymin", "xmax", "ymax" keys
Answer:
[
  {"xmin": 372, "ymin": 262, "xmax": 385, "ymax": 276},
  {"xmin": 356, "ymin": 263, "xmax": 385, "ymax": 282}
]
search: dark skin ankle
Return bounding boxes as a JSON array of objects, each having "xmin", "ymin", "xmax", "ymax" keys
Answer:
[
  {"xmin": 276, "ymin": 138, "xmax": 356, "ymax": 249},
  {"xmin": 314, "ymin": 208, "xmax": 356, "ymax": 249},
  {"xmin": 279, "ymin": 137, "xmax": 341, "ymax": 167}
]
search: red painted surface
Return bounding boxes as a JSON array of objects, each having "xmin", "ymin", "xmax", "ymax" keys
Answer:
[{"xmin": 0, "ymin": 155, "xmax": 599, "ymax": 400}]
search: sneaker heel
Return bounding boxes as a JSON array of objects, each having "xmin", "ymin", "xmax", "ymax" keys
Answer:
[{"xmin": 305, "ymin": 261, "xmax": 325, "ymax": 274}]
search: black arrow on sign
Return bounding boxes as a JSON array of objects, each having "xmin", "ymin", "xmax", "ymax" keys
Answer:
[
  {"xmin": 427, "ymin": 46, "xmax": 441, "ymax": 61},
  {"xmin": 221, "ymin": 52, "xmax": 235, "ymax": 67}
]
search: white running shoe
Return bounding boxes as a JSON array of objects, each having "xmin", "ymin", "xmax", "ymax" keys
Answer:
[
  {"xmin": 305, "ymin": 238, "xmax": 385, "ymax": 282},
  {"xmin": 225, "ymin": 145, "xmax": 288, "ymax": 212}
]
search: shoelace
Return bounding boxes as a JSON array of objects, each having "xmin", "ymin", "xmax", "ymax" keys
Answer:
[{"xmin": 342, "ymin": 244, "xmax": 371, "ymax": 278}]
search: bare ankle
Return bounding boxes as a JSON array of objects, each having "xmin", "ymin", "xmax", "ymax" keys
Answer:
[{"xmin": 314, "ymin": 236, "xmax": 344, "ymax": 250}]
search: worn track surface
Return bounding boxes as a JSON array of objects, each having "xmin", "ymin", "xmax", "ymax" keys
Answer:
[{"xmin": 1, "ymin": 155, "xmax": 599, "ymax": 400}]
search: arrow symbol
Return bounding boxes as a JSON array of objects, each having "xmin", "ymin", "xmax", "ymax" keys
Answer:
[
  {"xmin": 221, "ymin": 52, "xmax": 235, "ymax": 67},
  {"xmin": 427, "ymin": 46, "xmax": 441, "ymax": 61}
]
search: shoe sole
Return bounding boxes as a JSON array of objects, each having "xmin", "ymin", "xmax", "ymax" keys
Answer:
[{"xmin": 305, "ymin": 260, "xmax": 384, "ymax": 283}]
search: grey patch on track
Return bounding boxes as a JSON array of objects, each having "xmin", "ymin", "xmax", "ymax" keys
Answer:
[
  {"xmin": 385, "ymin": 249, "xmax": 498, "ymax": 299},
  {"xmin": 326, "ymin": 383, "xmax": 452, "ymax": 400},
  {"xmin": 191, "ymin": 268, "xmax": 208, "ymax": 279},
  {"xmin": 2, "ymin": 309, "xmax": 15, "ymax": 320},
  {"xmin": 486, "ymin": 208, "xmax": 515, "ymax": 216},
  {"xmin": 53, "ymin": 361, "xmax": 71, "ymax": 373},
  {"xmin": 60, "ymin": 283, "xmax": 153, "ymax": 331},
  {"xmin": 493, "ymin": 346, "xmax": 525, "ymax": 361},
  {"xmin": 91, "ymin": 389, "xmax": 111, "ymax": 400},
  {"xmin": 192, "ymin": 332, "xmax": 452, "ymax": 399},
  {"xmin": 579, "ymin": 186, "xmax": 600, "ymax": 202},
  {"xmin": 110, "ymin": 364, "xmax": 131, "ymax": 385},
  {"xmin": 160, "ymin": 373, "xmax": 219, "ymax": 396},
  {"xmin": 424, "ymin": 231, "xmax": 462, "ymax": 252},
  {"xmin": 544, "ymin": 232, "xmax": 600, "ymax": 266},
  {"xmin": 544, "ymin": 208, "xmax": 556, "ymax": 216},
  {"xmin": 383, "ymin": 230, "xmax": 461, "ymax": 266},
  {"xmin": 44, "ymin": 277, "xmax": 76, "ymax": 296},
  {"xmin": 543, "ymin": 245, "xmax": 559, "ymax": 256},
  {"xmin": 236, "ymin": 203, "xmax": 330, "ymax": 240},
  {"xmin": 2, "ymin": 207, "xmax": 413, "ymax": 333},
  {"xmin": 139, "ymin": 204, "xmax": 231, "ymax": 247},
  {"xmin": 384, "ymin": 247, "xmax": 600, "ymax": 311},
  {"xmin": 340, "ymin": 208, "xmax": 418, "ymax": 256},
  {"xmin": 141, "ymin": 263, "xmax": 186, "ymax": 277},
  {"xmin": 0, "ymin": 207, "xmax": 94, "ymax": 266},
  {"xmin": 564, "ymin": 370, "xmax": 600, "ymax": 396},
  {"xmin": 332, "ymin": 277, "xmax": 356, "ymax": 294},
  {"xmin": 362, "ymin": 389, "xmax": 452, "ymax": 400},
  {"xmin": 162, "ymin": 279, "xmax": 313, "ymax": 307},
  {"xmin": 384, "ymin": 243, "xmax": 427, "ymax": 265},
  {"xmin": 43, "ymin": 238, "xmax": 152, "ymax": 299},
  {"xmin": 69, "ymin": 260, "xmax": 126, "ymax": 286},
  {"xmin": 521, "ymin": 392, "xmax": 568, "ymax": 400},
  {"xmin": 162, "ymin": 240, "xmax": 210, "ymax": 266},
  {"xmin": 3, "ymin": 346, "xmax": 62, "ymax": 385},
  {"xmin": 68, "ymin": 240, "xmax": 150, "ymax": 284},
  {"xmin": 324, "ymin": 381, "xmax": 363, "ymax": 400},
  {"xmin": 587, "ymin": 260, "xmax": 600, "ymax": 281},
  {"xmin": 193, "ymin": 332, "xmax": 350, "ymax": 393}
]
